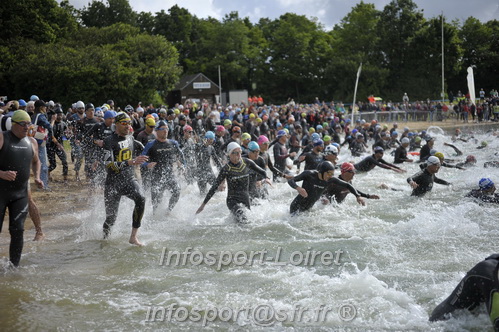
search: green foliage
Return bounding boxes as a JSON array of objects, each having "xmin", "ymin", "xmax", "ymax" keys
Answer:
[
  {"xmin": 80, "ymin": 0, "xmax": 136, "ymax": 27},
  {"xmin": 0, "ymin": 0, "xmax": 498, "ymax": 106}
]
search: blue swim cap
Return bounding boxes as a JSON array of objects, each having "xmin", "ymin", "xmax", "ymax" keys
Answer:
[
  {"xmin": 374, "ymin": 146, "xmax": 384, "ymax": 153},
  {"xmin": 18, "ymin": 99, "xmax": 27, "ymax": 107},
  {"xmin": 313, "ymin": 139, "xmax": 324, "ymax": 147},
  {"xmin": 248, "ymin": 141, "xmax": 260, "ymax": 151},
  {"xmin": 331, "ymin": 142, "xmax": 340, "ymax": 149},
  {"xmin": 104, "ymin": 110, "xmax": 117, "ymax": 119},
  {"xmin": 391, "ymin": 131, "xmax": 398, "ymax": 136},
  {"xmin": 408, "ymin": 132, "xmax": 414, "ymax": 137},
  {"xmin": 311, "ymin": 133, "xmax": 320, "ymax": 141},
  {"xmin": 351, "ymin": 129, "xmax": 358, "ymax": 135},
  {"xmin": 205, "ymin": 131, "xmax": 215, "ymax": 140},
  {"xmin": 316, "ymin": 125, "xmax": 323, "ymax": 130},
  {"xmin": 479, "ymin": 178, "xmax": 494, "ymax": 190},
  {"xmin": 277, "ymin": 130, "xmax": 287, "ymax": 137}
]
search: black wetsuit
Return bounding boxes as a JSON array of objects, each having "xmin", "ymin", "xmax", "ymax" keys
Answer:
[
  {"xmin": 419, "ymin": 143, "xmax": 432, "ymax": 162},
  {"xmin": 248, "ymin": 156, "xmax": 268, "ymax": 201},
  {"xmin": 136, "ymin": 130, "xmax": 156, "ymax": 188},
  {"xmin": 273, "ymin": 141, "xmax": 292, "ymax": 175},
  {"xmin": 0, "ymin": 131, "xmax": 33, "ymax": 266},
  {"xmin": 48, "ymin": 119, "xmax": 69, "ymax": 176},
  {"xmin": 354, "ymin": 155, "xmax": 398, "ymax": 172},
  {"xmin": 394, "ymin": 146, "xmax": 410, "ymax": 164},
  {"xmin": 288, "ymin": 170, "xmax": 359, "ymax": 214},
  {"xmin": 102, "ymin": 133, "xmax": 145, "ymax": 237},
  {"xmin": 484, "ymin": 161, "xmax": 499, "ymax": 168},
  {"xmin": 419, "ymin": 161, "xmax": 460, "ymax": 170},
  {"xmin": 466, "ymin": 190, "xmax": 499, "ymax": 204},
  {"xmin": 81, "ymin": 117, "xmax": 99, "ymax": 179},
  {"xmin": 350, "ymin": 141, "xmax": 367, "ymax": 157},
  {"xmin": 302, "ymin": 151, "xmax": 324, "ymax": 170},
  {"xmin": 260, "ymin": 150, "xmax": 284, "ymax": 179},
  {"xmin": 213, "ymin": 136, "xmax": 225, "ymax": 160},
  {"xmin": 407, "ymin": 169, "xmax": 450, "ymax": 196},
  {"xmin": 194, "ymin": 143, "xmax": 223, "ymax": 195},
  {"xmin": 373, "ymin": 139, "xmax": 388, "ymax": 151},
  {"xmin": 324, "ymin": 175, "xmax": 369, "ymax": 203},
  {"xmin": 202, "ymin": 157, "xmax": 267, "ymax": 223},
  {"xmin": 430, "ymin": 254, "xmax": 499, "ymax": 331},
  {"xmin": 142, "ymin": 139, "xmax": 184, "ymax": 212},
  {"xmin": 90, "ymin": 122, "xmax": 114, "ymax": 185}
]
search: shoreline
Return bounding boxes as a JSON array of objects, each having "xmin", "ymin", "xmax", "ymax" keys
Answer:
[{"xmin": 6, "ymin": 119, "xmax": 499, "ymax": 238}]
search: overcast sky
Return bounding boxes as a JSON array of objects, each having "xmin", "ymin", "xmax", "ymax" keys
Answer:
[{"xmin": 67, "ymin": 0, "xmax": 499, "ymax": 29}]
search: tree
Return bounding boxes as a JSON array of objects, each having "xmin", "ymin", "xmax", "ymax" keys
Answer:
[
  {"xmin": 259, "ymin": 13, "xmax": 332, "ymax": 102},
  {"xmin": 376, "ymin": 0, "xmax": 425, "ymax": 100},
  {"xmin": 80, "ymin": 0, "xmax": 135, "ymax": 28},
  {"xmin": 0, "ymin": 0, "xmax": 77, "ymax": 43},
  {"xmin": 326, "ymin": 1, "xmax": 387, "ymax": 102},
  {"xmin": 458, "ymin": 18, "xmax": 499, "ymax": 93}
]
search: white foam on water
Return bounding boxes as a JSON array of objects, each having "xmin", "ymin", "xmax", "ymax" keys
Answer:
[{"xmin": 2, "ymin": 127, "xmax": 499, "ymax": 330}]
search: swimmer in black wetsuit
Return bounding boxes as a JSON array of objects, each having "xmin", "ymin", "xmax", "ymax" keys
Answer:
[
  {"xmin": 466, "ymin": 178, "xmax": 499, "ymax": 204},
  {"xmin": 194, "ymin": 131, "xmax": 223, "ymax": 196},
  {"xmin": 0, "ymin": 110, "xmax": 43, "ymax": 266},
  {"xmin": 407, "ymin": 156, "xmax": 451, "ymax": 197},
  {"xmin": 141, "ymin": 121, "xmax": 185, "ymax": 213},
  {"xmin": 419, "ymin": 137, "xmax": 435, "ymax": 162},
  {"xmin": 196, "ymin": 142, "xmax": 269, "ymax": 223},
  {"xmin": 298, "ymin": 139, "xmax": 324, "ymax": 170},
  {"xmin": 257, "ymin": 135, "xmax": 290, "ymax": 182},
  {"xmin": 323, "ymin": 162, "xmax": 379, "ymax": 204},
  {"xmin": 420, "ymin": 152, "xmax": 465, "ymax": 170},
  {"xmin": 288, "ymin": 161, "xmax": 364, "ymax": 214},
  {"xmin": 273, "ymin": 130, "xmax": 296, "ymax": 178},
  {"xmin": 430, "ymin": 254, "xmax": 499, "ymax": 331},
  {"xmin": 323, "ymin": 145, "xmax": 338, "ymax": 167},
  {"xmin": 354, "ymin": 147, "xmax": 405, "ymax": 173},
  {"xmin": 102, "ymin": 112, "xmax": 148, "ymax": 246},
  {"xmin": 455, "ymin": 155, "xmax": 477, "ymax": 169},
  {"xmin": 246, "ymin": 141, "xmax": 273, "ymax": 202},
  {"xmin": 350, "ymin": 133, "xmax": 368, "ymax": 157},
  {"xmin": 394, "ymin": 137, "xmax": 414, "ymax": 164}
]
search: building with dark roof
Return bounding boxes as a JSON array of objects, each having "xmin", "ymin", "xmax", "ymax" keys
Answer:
[{"xmin": 167, "ymin": 73, "xmax": 220, "ymax": 106}]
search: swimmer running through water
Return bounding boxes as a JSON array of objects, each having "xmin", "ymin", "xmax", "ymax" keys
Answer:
[
  {"xmin": 288, "ymin": 161, "xmax": 365, "ymax": 214},
  {"xmin": 196, "ymin": 142, "xmax": 270, "ymax": 223}
]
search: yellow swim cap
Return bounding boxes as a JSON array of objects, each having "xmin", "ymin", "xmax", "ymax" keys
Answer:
[{"xmin": 12, "ymin": 110, "xmax": 31, "ymax": 123}]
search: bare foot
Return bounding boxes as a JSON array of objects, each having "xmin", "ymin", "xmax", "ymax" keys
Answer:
[
  {"xmin": 33, "ymin": 231, "xmax": 45, "ymax": 241},
  {"xmin": 129, "ymin": 236, "xmax": 144, "ymax": 246}
]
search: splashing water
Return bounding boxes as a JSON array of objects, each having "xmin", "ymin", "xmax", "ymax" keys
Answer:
[{"xmin": 1, "ymin": 125, "xmax": 499, "ymax": 330}]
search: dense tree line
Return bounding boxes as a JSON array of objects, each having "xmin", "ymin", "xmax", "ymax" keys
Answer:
[{"xmin": 0, "ymin": 0, "xmax": 497, "ymax": 106}]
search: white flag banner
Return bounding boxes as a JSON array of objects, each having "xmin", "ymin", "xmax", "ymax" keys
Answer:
[
  {"xmin": 356, "ymin": 63, "xmax": 362, "ymax": 79},
  {"xmin": 467, "ymin": 66, "xmax": 476, "ymax": 105}
]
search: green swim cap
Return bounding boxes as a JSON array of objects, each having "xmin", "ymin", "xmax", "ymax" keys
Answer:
[{"xmin": 12, "ymin": 110, "xmax": 31, "ymax": 123}]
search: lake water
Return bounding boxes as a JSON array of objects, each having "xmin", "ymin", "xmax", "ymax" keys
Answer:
[{"xmin": 1, "ymin": 125, "xmax": 499, "ymax": 331}]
